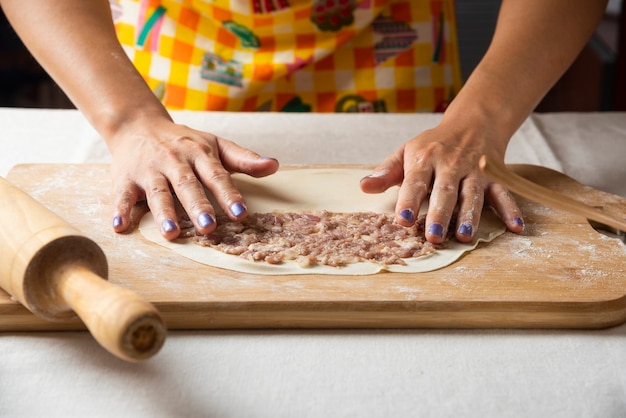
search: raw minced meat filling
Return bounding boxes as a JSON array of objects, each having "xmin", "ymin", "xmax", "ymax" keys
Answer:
[{"xmin": 179, "ymin": 211, "xmax": 448, "ymax": 267}]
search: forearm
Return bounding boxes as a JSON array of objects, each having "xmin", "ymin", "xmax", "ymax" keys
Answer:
[
  {"xmin": 0, "ymin": 0, "xmax": 171, "ymax": 139},
  {"xmin": 441, "ymin": 0, "xmax": 608, "ymax": 150}
]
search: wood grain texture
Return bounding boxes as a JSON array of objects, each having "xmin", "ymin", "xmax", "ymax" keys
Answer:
[
  {"xmin": 1, "ymin": 164, "xmax": 625, "ymax": 330},
  {"xmin": 0, "ymin": 175, "xmax": 166, "ymax": 361}
]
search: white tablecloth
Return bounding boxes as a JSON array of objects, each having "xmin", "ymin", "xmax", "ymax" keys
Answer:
[{"xmin": 1, "ymin": 108, "xmax": 625, "ymax": 417}]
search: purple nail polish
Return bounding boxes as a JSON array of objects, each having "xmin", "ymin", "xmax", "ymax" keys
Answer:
[
  {"xmin": 161, "ymin": 219, "xmax": 177, "ymax": 233},
  {"xmin": 428, "ymin": 223, "xmax": 444, "ymax": 237},
  {"xmin": 399, "ymin": 209, "xmax": 415, "ymax": 223},
  {"xmin": 514, "ymin": 217, "xmax": 525, "ymax": 229},
  {"xmin": 458, "ymin": 223, "xmax": 473, "ymax": 236},
  {"xmin": 112, "ymin": 216, "xmax": 123, "ymax": 228},
  {"xmin": 198, "ymin": 213, "xmax": 214, "ymax": 228},
  {"xmin": 230, "ymin": 202, "xmax": 246, "ymax": 217}
]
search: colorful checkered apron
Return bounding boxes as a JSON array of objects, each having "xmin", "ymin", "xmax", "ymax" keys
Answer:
[{"xmin": 111, "ymin": 0, "xmax": 462, "ymax": 112}]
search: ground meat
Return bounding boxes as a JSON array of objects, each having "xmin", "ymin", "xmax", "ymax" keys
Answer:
[{"xmin": 180, "ymin": 211, "xmax": 450, "ymax": 267}]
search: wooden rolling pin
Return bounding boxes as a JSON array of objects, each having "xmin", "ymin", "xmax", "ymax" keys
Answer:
[{"xmin": 0, "ymin": 176, "xmax": 166, "ymax": 361}]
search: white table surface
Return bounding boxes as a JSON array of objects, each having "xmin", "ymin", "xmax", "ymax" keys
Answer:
[{"xmin": 1, "ymin": 108, "xmax": 625, "ymax": 417}]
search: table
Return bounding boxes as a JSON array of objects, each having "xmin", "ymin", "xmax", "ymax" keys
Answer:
[{"xmin": 1, "ymin": 108, "xmax": 625, "ymax": 417}]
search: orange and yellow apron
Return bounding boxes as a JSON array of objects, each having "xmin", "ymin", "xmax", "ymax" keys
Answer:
[{"xmin": 110, "ymin": 0, "xmax": 462, "ymax": 112}]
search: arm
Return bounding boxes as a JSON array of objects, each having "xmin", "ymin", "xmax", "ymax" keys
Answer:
[
  {"xmin": 0, "ymin": 0, "xmax": 278, "ymax": 239},
  {"xmin": 361, "ymin": 0, "xmax": 608, "ymax": 243}
]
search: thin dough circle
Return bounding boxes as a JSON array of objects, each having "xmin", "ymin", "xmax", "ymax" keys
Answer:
[{"xmin": 139, "ymin": 168, "xmax": 505, "ymax": 275}]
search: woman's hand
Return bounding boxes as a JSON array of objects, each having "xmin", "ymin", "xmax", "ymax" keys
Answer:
[
  {"xmin": 360, "ymin": 122, "xmax": 524, "ymax": 244},
  {"xmin": 107, "ymin": 116, "xmax": 279, "ymax": 240},
  {"xmin": 358, "ymin": 0, "xmax": 608, "ymax": 245}
]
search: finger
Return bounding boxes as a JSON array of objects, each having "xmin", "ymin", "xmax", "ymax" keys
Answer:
[
  {"xmin": 111, "ymin": 179, "xmax": 143, "ymax": 233},
  {"xmin": 195, "ymin": 159, "xmax": 248, "ymax": 222},
  {"xmin": 360, "ymin": 147, "xmax": 405, "ymax": 194},
  {"xmin": 394, "ymin": 165, "xmax": 432, "ymax": 228},
  {"xmin": 485, "ymin": 182, "xmax": 525, "ymax": 233},
  {"xmin": 425, "ymin": 174, "xmax": 459, "ymax": 244},
  {"xmin": 218, "ymin": 137, "xmax": 280, "ymax": 178},
  {"xmin": 144, "ymin": 177, "xmax": 180, "ymax": 240},
  {"xmin": 454, "ymin": 175, "xmax": 485, "ymax": 243},
  {"xmin": 168, "ymin": 166, "xmax": 217, "ymax": 235}
]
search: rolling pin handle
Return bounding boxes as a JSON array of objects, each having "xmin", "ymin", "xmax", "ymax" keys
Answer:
[{"xmin": 53, "ymin": 263, "xmax": 166, "ymax": 362}]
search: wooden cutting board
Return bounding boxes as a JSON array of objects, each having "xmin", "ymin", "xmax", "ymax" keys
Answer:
[{"xmin": 1, "ymin": 164, "xmax": 625, "ymax": 331}]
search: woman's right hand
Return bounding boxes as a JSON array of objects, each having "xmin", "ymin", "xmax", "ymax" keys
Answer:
[{"xmin": 107, "ymin": 115, "xmax": 279, "ymax": 240}]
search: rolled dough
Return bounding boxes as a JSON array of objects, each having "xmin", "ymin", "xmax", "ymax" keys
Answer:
[{"xmin": 138, "ymin": 167, "xmax": 505, "ymax": 275}]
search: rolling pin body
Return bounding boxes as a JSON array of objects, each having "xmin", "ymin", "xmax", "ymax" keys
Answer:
[{"xmin": 0, "ymin": 176, "xmax": 166, "ymax": 361}]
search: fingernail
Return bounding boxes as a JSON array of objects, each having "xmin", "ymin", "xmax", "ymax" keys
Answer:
[
  {"xmin": 161, "ymin": 219, "xmax": 177, "ymax": 233},
  {"xmin": 458, "ymin": 222, "xmax": 473, "ymax": 236},
  {"xmin": 229, "ymin": 202, "xmax": 246, "ymax": 217},
  {"xmin": 112, "ymin": 216, "xmax": 123, "ymax": 228},
  {"xmin": 399, "ymin": 208, "xmax": 415, "ymax": 223},
  {"xmin": 428, "ymin": 223, "xmax": 444, "ymax": 237},
  {"xmin": 514, "ymin": 217, "xmax": 525, "ymax": 229},
  {"xmin": 361, "ymin": 170, "xmax": 388, "ymax": 181},
  {"xmin": 198, "ymin": 213, "xmax": 214, "ymax": 228}
]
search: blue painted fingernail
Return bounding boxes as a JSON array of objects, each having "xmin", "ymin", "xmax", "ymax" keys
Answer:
[
  {"xmin": 514, "ymin": 217, "xmax": 525, "ymax": 228},
  {"xmin": 458, "ymin": 222, "xmax": 473, "ymax": 236},
  {"xmin": 230, "ymin": 202, "xmax": 246, "ymax": 217},
  {"xmin": 112, "ymin": 216, "xmax": 123, "ymax": 228},
  {"xmin": 161, "ymin": 219, "xmax": 177, "ymax": 233},
  {"xmin": 198, "ymin": 213, "xmax": 214, "ymax": 228},
  {"xmin": 428, "ymin": 223, "xmax": 444, "ymax": 237},
  {"xmin": 399, "ymin": 208, "xmax": 415, "ymax": 223}
]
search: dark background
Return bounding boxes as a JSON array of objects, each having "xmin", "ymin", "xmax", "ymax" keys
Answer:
[{"xmin": 1, "ymin": 0, "xmax": 624, "ymax": 111}]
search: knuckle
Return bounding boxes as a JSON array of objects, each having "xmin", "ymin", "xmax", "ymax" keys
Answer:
[
  {"xmin": 173, "ymin": 133, "xmax": 216, "ymax": 150},
  {"xmin": 170, "ymin": 134, "xmax": 194, "ymax": 145},
  {"xmin": 186, "ymin": 198, "xmax": 210, "ymax": 213},
  {"xmin": 205, "ymin": 168, "xmax": 232, "ymax": 183},
  {"xmin": 174, "ymin": 173, "xmax": 200, "ymax": 189},
  {"xmin": 467, "ymin": 185, "xmax": 482, "ymax": 197},
  {"xmin": 404, "ymin": 179, "xmax": 429, "ymax": 194},
  {"xmin": 147, "ymin": 185, "xmax": 171, "ymax": 200},
  {"xmin": 154, "ymin": 146, "xmax": 182, "ymax": 164},
  {"xmin": 497, "ymin": 188, "xmax": 516, "ymax": 204},
  {"xmin": 114, "ymin": 186, "xmax": 135, "ymax": 203},
  {"xmin": 434, "ymin": 182, "xmax": 457, "ymax": 195},
  {"xmin": 462, "ymin": 180, "xmax": 483, "ymax": 195}
]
